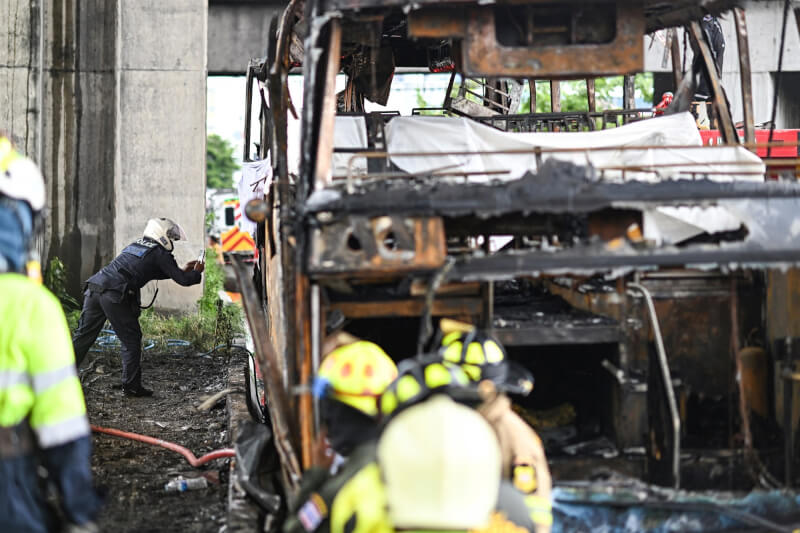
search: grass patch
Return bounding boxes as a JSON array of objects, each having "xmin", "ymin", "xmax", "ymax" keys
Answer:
[{"xmin": 138, "ymin": 247, "xmax": 244, "ymax": 352}]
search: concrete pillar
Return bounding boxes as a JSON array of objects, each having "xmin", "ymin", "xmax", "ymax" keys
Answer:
[
  {"xmin": 208, "ymin": 4, "xmax": 284, "ymax": 75},
  {"xmin": 116, "ymin": 1, "xmax": 207, "ymax": 310},
  {"xmin": 0, "ymin": 0, "xmax": 207, "ymax": 311}
]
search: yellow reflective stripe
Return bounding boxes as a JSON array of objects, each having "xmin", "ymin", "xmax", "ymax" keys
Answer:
[
  {"xmin": 395, "ymin": 374, "xmax": 422, "ymax": 403},
  {"xmin": 380, "ymin": 390, "xmax": 398, "ymax": 416},
  {"xmin": 530, "ymin": 510, "xmax": 553, "ymax": 527},
  {"xmin": 442, "ymin": 343, "xmax": 463, "ymax": 365},
  {"xmin": 424, "ymin": 363, "xmax": 453, "ymax": 388},
  {"xmin": 462, "ymin": 364, "xmax": 481, "ymax": 381},
  {"xmin": 465, "ymin": 343, "xmax": 486, "ymax": 365},
  {"xmin": 31, "ymin": 363, "xmax": 78, "ymax": 394},
  {"xmin": 484, "ymin": 341, "xmax": 504, "ymax": 363},
  {"xmin": 441, "ymin": 331, "xmax": 462, "ymax": 347},
  {"xmin": 524, "ymin": 495, "xmax": 553, "ymax": 527},
  {"xmin": 34, "ymin": 413, "xmax": 90, "ymax": 448}
]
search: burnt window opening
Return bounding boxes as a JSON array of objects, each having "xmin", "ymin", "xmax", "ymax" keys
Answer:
[
  {"xmin": 347, "ymin": 232, "xmax": 363, "ymax": 252},
  {"xmin": 494, "ymin": 3, "xmax": 617, "ymax": 48}
]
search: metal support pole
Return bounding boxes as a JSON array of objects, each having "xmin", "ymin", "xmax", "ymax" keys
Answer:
[
  {"xmin": 734, "ymin": 8, "xmax": 755, "ymax": 145},
  {"xmin": 586, "ymin": 79, "xmax": 596, "ymax": 112},
  {"xmin": 310, "ymin": 284, "xmax": 321, "ymax": 433},
  {"xmin": 528, "ymin": 79, "xmax": 537, "ymax": 112},
  {"xmin": 784, "ymin": 337, "xmax": 795, "ymax": 487},
  {"xmin": 244, "ymin": 68, "xmax": 254, "ymax": 162},
  {"xmin": 629, "ymin": 282, "xmax": 681, "ymax": 489}
]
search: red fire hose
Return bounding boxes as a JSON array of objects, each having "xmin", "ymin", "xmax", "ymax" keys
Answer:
[{"xmin": 91, "ymin": 424, "xmax": 235, "ymax": 467}]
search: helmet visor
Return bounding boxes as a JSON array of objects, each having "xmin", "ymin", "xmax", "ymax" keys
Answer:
[
  {"xmin": 499, "ymin": 361, "xmax": 535, "ymax": 396},
  {"xmin": 166, "ymin": 222, "xmax": 187, "ymax": 242}
]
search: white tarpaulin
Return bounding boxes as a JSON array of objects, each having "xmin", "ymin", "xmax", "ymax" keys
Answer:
[
  {"xmin": 332, "ymin": 115, "xmax": 368, "ymax": 178},
  {"xmin": 382, "ymin": 112, "xmax": 766, "ymax": 244},
  {"xmin": 384, "ymin": 113, "xmax": 764, "ymax": 183}
]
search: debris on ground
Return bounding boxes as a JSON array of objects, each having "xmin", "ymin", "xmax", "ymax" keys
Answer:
[{"xmin": 82, "ymin": 345, "xmax": 246, "ymax": 532}]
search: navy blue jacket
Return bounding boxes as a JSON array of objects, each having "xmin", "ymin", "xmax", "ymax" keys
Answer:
[{"xmin": 86, "ymin": 237, "xmax": 201, "ymax": 300}]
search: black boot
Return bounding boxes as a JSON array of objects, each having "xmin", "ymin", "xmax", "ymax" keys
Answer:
[{"xmin": 123, "ymin": 384, "xmax": 153, "ymax": 397}]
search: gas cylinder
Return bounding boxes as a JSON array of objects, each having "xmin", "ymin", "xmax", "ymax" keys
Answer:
[{"xmin": 739, "ymin": 345, "xmax": 768, "ymax": 418}]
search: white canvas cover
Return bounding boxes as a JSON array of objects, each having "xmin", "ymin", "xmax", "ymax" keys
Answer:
[
  {"xmin": 332, "ymin": 115, "xmax": 369, "ymax": 178},
  {"xmin": 381, "ymin": 113, "xmax": 765, "ymax": 244},
  {"xmin": 384, "ymin": 113, "xmax": 763, "ymax": 183}
]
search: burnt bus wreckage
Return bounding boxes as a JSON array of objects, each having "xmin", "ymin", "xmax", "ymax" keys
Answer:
[{"xmin": 233, "ymin": 0, "xmax": 800, "ymax": 530}]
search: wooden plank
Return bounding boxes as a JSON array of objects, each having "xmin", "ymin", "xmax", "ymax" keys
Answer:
[
  {"xmin": 494, "ymin": 324, "xmax": 620, "ymax": 347},
  {"xmin": 409, "ymin": 280, "xmax": 481, "ymax": 297},
  {"xmin": 528, "ymin": 79, "xmax": 537, "ymax": 112},
  {"xmin": 313, "ymin": 20, "xmax": 342, "ymax": 189},
  {"xmin": 550, "ymin": 80, "xmax": 561, "ymax": 112},
  {"xmin": 669, "ymin": 28, "xmax": 682, "ymax": 89},
  {"xmin": 295, "ymin": 273, "xmax": 313, "ymax": 469},
  {"xmin": 734, "ymin": 8, "xmax": 755, "ymax": 145},
  {"xmin": 623, "ymin": 75, "xmax": 635, "ymax": 110},
  {"xmin": 330, "ymin": 298, "xmax": 483, "ymax": 318}
]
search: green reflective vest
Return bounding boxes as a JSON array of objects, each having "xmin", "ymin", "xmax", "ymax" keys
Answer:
[{"xmin": 0, "ymin": 273, "xmax": 89, "ymax": 448}]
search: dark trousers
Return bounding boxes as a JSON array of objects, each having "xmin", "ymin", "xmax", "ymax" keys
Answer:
[
  {"xmin": 72, "ymin": 290, "xmax": 143, "ymax": 388},
  {"xmin": 0, "ymin": 436, "xmax": 102, "ymax": 533}
]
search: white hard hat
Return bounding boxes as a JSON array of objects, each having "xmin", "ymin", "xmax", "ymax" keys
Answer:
[
  {"xmin": 0, "ymin": 137, "xmax": 45, "ymax": 211},
  {"xmin": 143, "ymin": 218, "xmax": 187, "ymax": 251},
  {"xmin": 377, "ymin": 394, "xmax": 501, "ymax": 530}
]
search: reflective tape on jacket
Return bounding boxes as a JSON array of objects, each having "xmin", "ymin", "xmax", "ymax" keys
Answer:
[
  {"xmin": 0, "ymin": 274, "xmax": 89, "ymax": 448},
  {"xmin": 524, "ymin": 495, "xmax": 553, "ymax": 527}
]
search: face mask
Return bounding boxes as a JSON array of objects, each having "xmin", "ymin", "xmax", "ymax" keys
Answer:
[{"xmin": 0, "ymin": 198, "xmax": 33, "ymax": 273}]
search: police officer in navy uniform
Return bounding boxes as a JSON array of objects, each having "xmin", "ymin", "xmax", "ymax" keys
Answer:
[{"xmin": 72, "ymin": 218, "xmax": 204, "ymax": 397}]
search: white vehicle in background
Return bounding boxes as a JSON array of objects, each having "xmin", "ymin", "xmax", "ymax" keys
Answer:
[{"xmin": 206, "ymin": 188, "xmax": 255, "ymax": 261}]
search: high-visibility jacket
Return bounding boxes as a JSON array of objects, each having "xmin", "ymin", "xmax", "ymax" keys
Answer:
[
  {"xmin": 285, "ymin": 443, "xmax": 539, "ymax": 533},
  {"xmin": 0, "ymin": 273, "xmax": 90, "ymax": 446}
]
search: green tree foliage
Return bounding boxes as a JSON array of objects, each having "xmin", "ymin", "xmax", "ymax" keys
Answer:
[
  {"xmin": 206, "ymin": 134, "xmax": 240, "ymax": 189},
  {"xmin": 520, "ymin": 75, "xmax": 654, "ymax": 113},
  {"xmin": 415, "ymin": 74, "xmax": 654, "ymax": 118}
]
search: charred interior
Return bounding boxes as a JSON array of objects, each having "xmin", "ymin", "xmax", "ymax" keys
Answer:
[{"xmin": 238, "ymin": 0, "xmax": 800, "ymax": 525}]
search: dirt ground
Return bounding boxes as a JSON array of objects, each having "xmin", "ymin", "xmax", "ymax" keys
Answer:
[{"xmin": 80, "ymin": 344, "xmax": 245, "ymax": 533}]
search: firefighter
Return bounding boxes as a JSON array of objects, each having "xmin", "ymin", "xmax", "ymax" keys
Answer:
[
  {"xmin": 379, "ymin": 357, "xmax": 540, "ymax": 533},
  {"xmin": 284, "ymin": 335, "xmax": 398, "ymax": 533},
  {"xmin": 72, "ymin": 217, "xmax": 204, "ymax": 397},
  {"xmin": 289, "ymin": 393, "xmax": 505, "ymax": 533},
  {"xmin": 437, "ymin": 324, "xmax": 553, "ymax": 533},
  {"xmin": 378, "ymin": 394, "xmax": 504, "ymax": 532},
  {"xmin": 0, "ymin": 135, "xmax": 102, "ymax": 532},
  {"xmin": 691, "ymin": 13, "xmax": 725, "ymax": 129}
]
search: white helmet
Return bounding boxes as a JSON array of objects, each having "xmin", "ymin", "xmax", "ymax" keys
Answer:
[
  {"xmin": 143, "ymin": 217, "xmax": 187, "ymax": 251},
  {"xmin": 378, "ymin": 395, "xmax": 501, "ymax": 530},
  {"xmin": 0, "ymin": 136, "xmax": 45, "ymax": 211}
]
